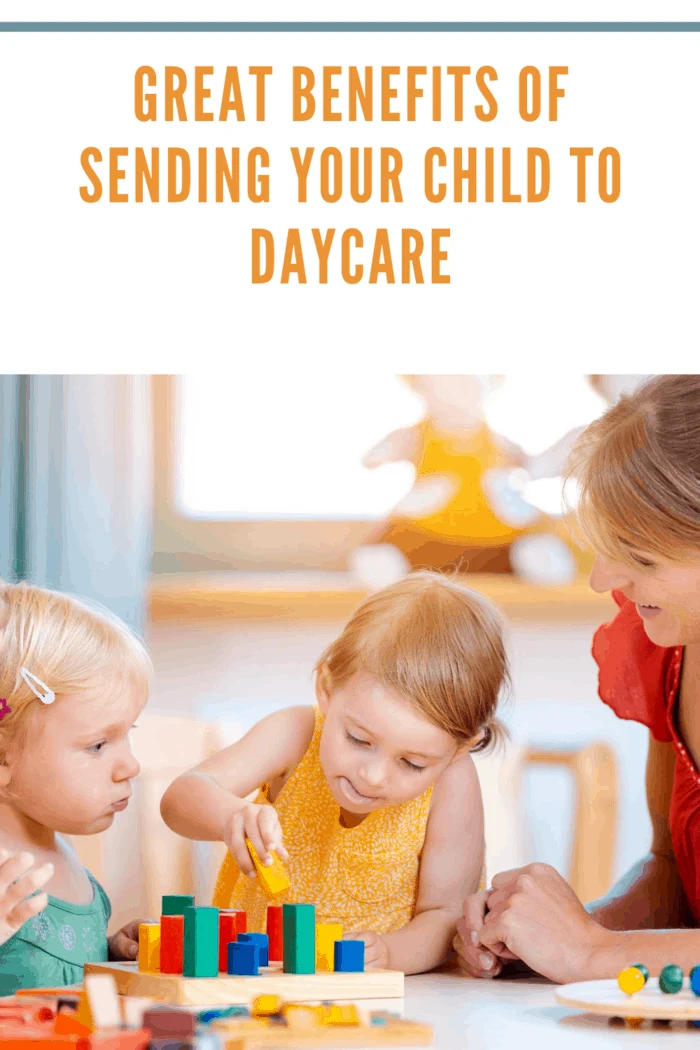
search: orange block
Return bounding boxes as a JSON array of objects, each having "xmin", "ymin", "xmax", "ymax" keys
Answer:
[
  {"xmin": 0, "ymin": 1023, "xmax": 84, "ymax": 1049},
  {"xmin": 54, "ymin": 1010, "xmax": 91, "ymax": 1038}
]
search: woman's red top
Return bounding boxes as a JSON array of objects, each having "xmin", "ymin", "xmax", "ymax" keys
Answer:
[{"xmin": 593, "ymin": 590, "xmax": 700, "ymax": 921}]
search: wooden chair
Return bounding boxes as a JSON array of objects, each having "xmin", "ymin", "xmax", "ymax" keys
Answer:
[
  {"xmin": 475, "ymin": 741, "xmax": 618, "ymax": 903},
  {"xmin": 524, "ymin": 743, "xmax": 618, "ymax": 902}
]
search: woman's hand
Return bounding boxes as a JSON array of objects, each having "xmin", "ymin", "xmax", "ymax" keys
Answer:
[
  {"xmin": 453, "ymin": 888, "xmax": 521, "ymax": 978},
  {"xmin": 345, "ymin": 930, "xmax": 390, "ymax": 970},
  {"xmin": 477, "ymin": 863, "xmax": 614, "ymax": 984},
  {"xmin": 0, "ymin": 850, "xmax": 53, "ymax": 945},
  {"xmin": 108, "ymin": 918, "xmax": 150, "ymax": 960},
  {"xmin": 222, "ymin": 803, "xmax": 288, "ymax": 877}
]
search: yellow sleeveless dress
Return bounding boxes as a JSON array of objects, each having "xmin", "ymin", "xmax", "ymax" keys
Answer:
[{"xmin": 213, "ymin": 708, "xmax": 433, "ymax": 935}]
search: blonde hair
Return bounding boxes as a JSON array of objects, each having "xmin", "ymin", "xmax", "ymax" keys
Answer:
[
  {"xmin": 568, "ymin": 374, "xmax": 700, "ymax": 564},
  {"xmin": 0, "ymin": 581, "xmax": 152, "ymax": 762},
  {"xmin": 315, "ymin": 571, "xmax": 508, "ymax": 752}
]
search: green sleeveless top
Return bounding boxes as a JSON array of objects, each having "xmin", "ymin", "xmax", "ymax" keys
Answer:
[{"xmin": 0, "ymin": 871, "xmax": 111, "ymax": 989}]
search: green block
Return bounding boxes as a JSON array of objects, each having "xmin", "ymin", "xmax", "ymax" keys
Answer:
[
  {"xmin": 282, "ymin": 904, "xmax": 316, "ymax": 974},
  {"xmin": 162, "ymin": 894, "xmax": 195, "ymax": 916},
  {"xmin": 184, "ymin": 906, "xmax": 220, "ymax": 977}
]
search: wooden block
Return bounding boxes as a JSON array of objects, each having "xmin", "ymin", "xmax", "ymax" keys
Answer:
[
  {"xmin": 138, "ymin": 922, "xmax": 161, "ymax": 973},
  {"xmin": 321, "ymin": 1004, "xmax": 359, "ymax": 1026},
  {"xmin": 142, "ymin": 1006, "xmax": 196, "ymax": 1039},
  {"xmin": 162, "ymin": 895, "xmax": 195, "ymax": 916},
  {"xmin": 334, "ymin": 941, "xmax": 364, "ymax": 973},
  {"xmin": 251, "ymin": 995, "xmax": 282, "ymax": 1017},
  {"xmin": 239, "ymin": 934, "xmax": 269, "ymax": 967},
  {"xmin": 282, "ymin": 1004, "xmax": 323, "ymax": 1029},
  {"xmin": 266, "ymin": 907, "xmax": 283, "ymax": 963},
  {"xmin": 83, "ymin": 974, "xmax": 122, "ymax": 1029},
  {"xmin": 315, "ymin": 925, "xmax": 342, "ymax": 973},
  {"xmin": 83, "ymin": 960, "xmax": 404, "ymax": 1007},
  {"xmin": 219, "ymin": 911, "xmax": 243, "ymax": 973},
  {"xmin": 120, "ymin": 997, "xmax": 158, "ymax": 1030},
  {"xmin": 282, "ymin": 905, "xmax": 315, "ymax": 975},
  {"xmin": 183, "ymin": 906, "xmax": 219, "ymax": 978},
  {"xmin": 228, "ymin": 942, "xmax": 260, "ymax": 976},
  {"xmin": 87, "ymin": 1030, "xmax": 150, "ymax": 1050},
  {"xmin": 0, "ymin": 1027, "xmax": 84, "ymax": 1050},
  {"xmin": 75, "ymin": 990, "xmax": 95, "ymax": 1033},
  {"xmin": 53, "ymin": 1009, "xmax": 91, "ymax": 1037},
  {"xmin": 161, "ymin": 915, "xmax": 185, "ymax": 974},
  {"xmin": 245, "ymin": 840, "xmax": 291, "ymax": 898}
]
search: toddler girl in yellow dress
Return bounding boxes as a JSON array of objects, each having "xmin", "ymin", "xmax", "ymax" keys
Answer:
[{"xmin": 161, "ymin": 572, "xmax": 507, "ymax": 975}]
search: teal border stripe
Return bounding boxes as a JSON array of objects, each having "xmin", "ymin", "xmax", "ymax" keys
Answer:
[{"xmin": 1, "ymin": 21, "xmax": 700, "ymax": 32}]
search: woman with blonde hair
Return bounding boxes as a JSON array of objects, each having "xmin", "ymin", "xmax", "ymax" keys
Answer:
[{"xmin": 456, "ymin": 373, "xmax": 700, "ymax": 983}]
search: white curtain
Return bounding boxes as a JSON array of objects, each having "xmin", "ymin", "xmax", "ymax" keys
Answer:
[{"xmin": 0, "ymin": 375, "xmax": 152, "ymax": 633}]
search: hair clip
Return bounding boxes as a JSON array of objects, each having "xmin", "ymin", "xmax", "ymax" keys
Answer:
[
  {"xmin": 0, "ymin": 699, "xmax": 10, "ymax": 721},
  {"xmin": 19, "ymin": 668, "xmax": 55, "ymax": 705}
]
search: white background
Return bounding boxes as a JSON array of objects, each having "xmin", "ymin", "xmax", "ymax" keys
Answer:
[{"xmin": 1, "ymin": 3, "xmax": 698, "ymax": 372}]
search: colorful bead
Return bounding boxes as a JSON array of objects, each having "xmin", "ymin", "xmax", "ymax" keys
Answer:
[
  {"xmin": 617, "ymin": 967, "xmax": 646, "ymax": 995},
  {"xmin": 659, "ymin": 964, "xmax": 684, "ymax": 994},
  {"xmin": 690, "ymin": 965, "xmax": 700, "ymax": 997},
  {"xmin": 631, "ymin": 963, "xmax": 649, "ymax": 984}
]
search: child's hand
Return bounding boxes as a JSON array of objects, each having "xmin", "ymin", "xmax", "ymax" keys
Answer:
[
  {"xmin": 0, "ymin": 849, "xmax": 53, "ymax": 945},
  {"xmin": 345, "ymin": 930, "xmax": 390, "ymax": 970},
  {"xmin": 108, "ymin": 918, "xmax": 152, "ymax": 961},
  {"xmin": 223, "ymin": 803, "xmax": 288, "ymax": 878}
]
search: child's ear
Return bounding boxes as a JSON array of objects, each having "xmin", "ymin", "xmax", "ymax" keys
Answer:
[{"xmin": 315, "ymin": 667, "xmax": 332, "ymax": 715}]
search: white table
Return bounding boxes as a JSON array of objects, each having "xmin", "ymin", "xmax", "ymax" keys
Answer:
[{"xmin": 399, "ymin": 972, "xmax": 700, "ymax": 1048}]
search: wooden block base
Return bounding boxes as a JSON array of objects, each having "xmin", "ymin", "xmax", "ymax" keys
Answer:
[{"xmin": 83, "ymin": 961, "xmax": 404, "ymax": 1007}]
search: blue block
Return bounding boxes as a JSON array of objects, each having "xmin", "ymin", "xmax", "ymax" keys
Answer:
[
  {"xmin": 334, "ymin": 940, "xmax": 365, "ymax": 973},
  {"xmin": 238, "ymin": 932, "xmax": 269, "ymax": 966},
  {"xmin": 228, "ymin": 941, "xmax": 260, "ymax": 976}
]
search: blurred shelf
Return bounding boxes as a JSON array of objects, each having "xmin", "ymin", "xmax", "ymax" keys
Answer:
[{"xmin": 149, "ymin": 571, "xmax": 615, "ymax": 624}]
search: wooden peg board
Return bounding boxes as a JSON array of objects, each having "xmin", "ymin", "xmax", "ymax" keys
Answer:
[
  {"xmin": 212, "ymin": 1014, "xmax": 432, "ymax": 1048},
  {"xmin": 83, "ymin": 961, "xmax": 404, "ymax": 1007},
  {"xmin": 556, "ymin": 977, "xmax": 700, "ymax": 1021}
]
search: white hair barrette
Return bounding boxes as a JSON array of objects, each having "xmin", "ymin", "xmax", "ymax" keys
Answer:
[{"xmin": 19, "ymin": 668, "xmax": 55, "ymax": 705}]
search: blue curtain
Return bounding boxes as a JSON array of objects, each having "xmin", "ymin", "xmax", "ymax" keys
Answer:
[{"xmin": 0, "ymin": 376, "xmax": 153, "ymax": 634}]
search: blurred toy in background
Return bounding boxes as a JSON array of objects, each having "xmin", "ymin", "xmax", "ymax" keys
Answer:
[{"xmin": 351, "ymin": 375, "xmax": 650, "ymax": 590}]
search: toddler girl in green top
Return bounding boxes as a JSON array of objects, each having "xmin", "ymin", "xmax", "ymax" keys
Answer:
[{"xmin": 0, "ymin": 581, "xmax": 152, "ymax": 988}]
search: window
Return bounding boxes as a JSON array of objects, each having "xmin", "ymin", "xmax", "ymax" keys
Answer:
[{"xmin": 176, "ymin": 374, "xmax": 421, "ymax": 520}]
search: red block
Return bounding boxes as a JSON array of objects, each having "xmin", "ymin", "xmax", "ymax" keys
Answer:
[
  {"xmin": 266, "ymin": 906, "xmax": 283, "ymax": 962},
  {"xmin": 160, "ymin": 914, "xmax": 184, "ymax": 974},
  {"xmin": 218, "ymin": 911, "xmax": 246, "ymax": 973}
]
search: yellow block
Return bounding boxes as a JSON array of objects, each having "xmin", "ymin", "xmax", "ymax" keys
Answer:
[
  {"xmin": 321, "ymin": 1004, "xmax": 360, "ymax": 1026},
  {"xmin": 282, "ymin": 1004, "xmax": 324, "ymax": 1029},
  {"xmin": 316, "ymin": 923, "xmax": 343, "ymax": 972},
  {"xmin": 252, "ymin": 994, "xmax": 282, "ymax": 1017},
  {"xmin": 138, "ymin": 922, "xmax": 161, "ymax": 972},
  {"xmin": 74, "ymin": 992, "xmax": 95, "ymax": 1034},
  {"xmin": 245, "ymin": 838, "xmax": 291, "ymax": 897}
]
